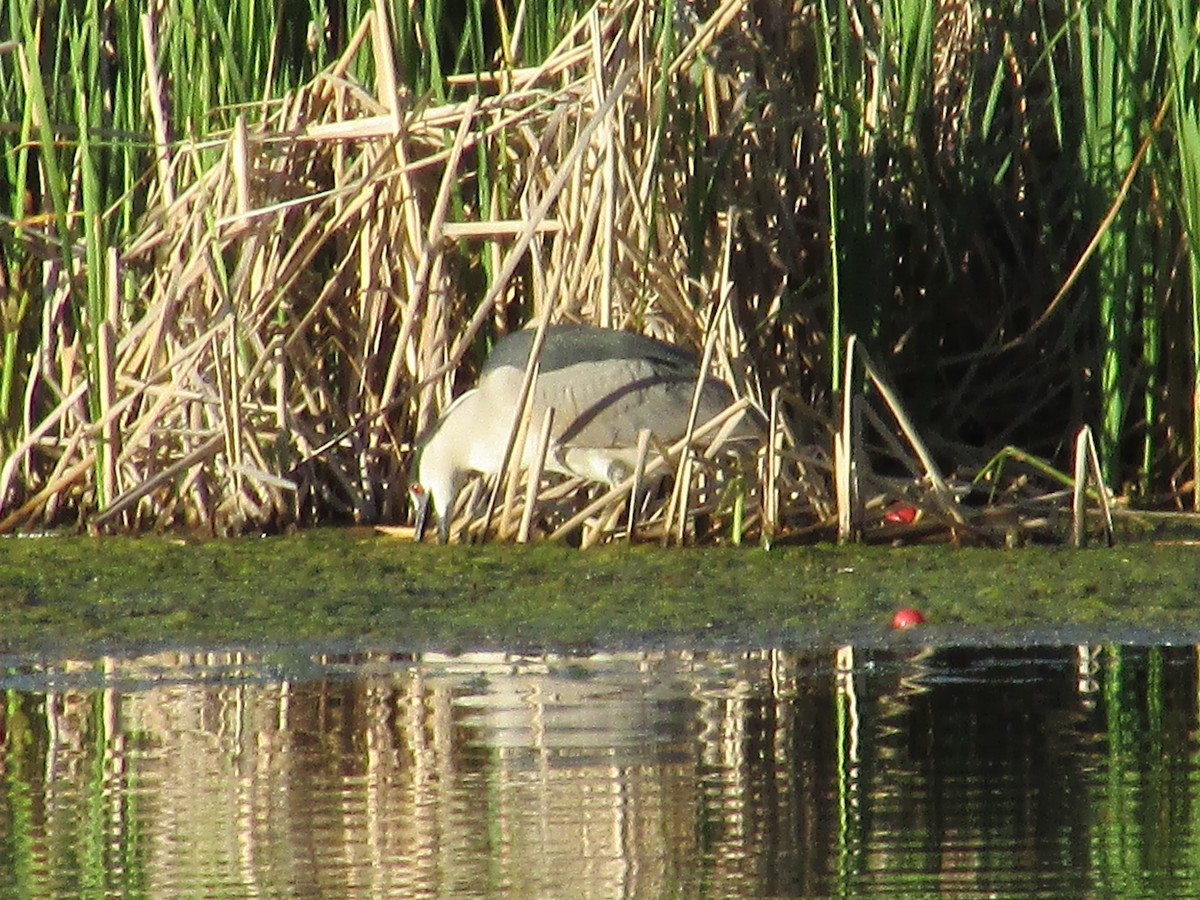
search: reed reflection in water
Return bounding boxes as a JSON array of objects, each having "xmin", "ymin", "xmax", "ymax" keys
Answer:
[{"xmin": 1, "ymin": 644, "xmax": 1198, "ymax": 897}]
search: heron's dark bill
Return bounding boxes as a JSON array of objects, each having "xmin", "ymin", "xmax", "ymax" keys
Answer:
[{"xmin": 410, "ymin": 483, "xmax": 431, "ymax": 542}]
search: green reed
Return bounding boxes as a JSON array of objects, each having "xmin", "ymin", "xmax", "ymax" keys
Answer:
[
  {"xmin": 816, "ymin": 0, "xmax": 875, "ymax": 389},
  {"xmin": 812, "ymin": 0, "xmax": 1200, "ymax": 503},
  {"xmin": 1074, "ymin": 0, "xmax": 1200, "ymax": 501},
  {"xmin": 1162, "ymin": 0, "xmax": 1200, "ymax": 509},
  {"xmin": 1075, "ymin": 0, "xmax": 1151, "ymax": 490}
]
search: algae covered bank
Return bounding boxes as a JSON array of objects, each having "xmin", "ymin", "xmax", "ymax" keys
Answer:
[{"xmin": 2, "ymin": 531, "xmax": 1198, "ymax": 653}]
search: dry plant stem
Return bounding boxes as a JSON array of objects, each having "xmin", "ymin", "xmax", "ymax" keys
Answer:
[
  {"xmin": 518, "ymin": 408, "xmax": 555, "ymax": 543},
  {"xmin": 497, "ymin": 366, "xmax": 540, "ymax": 541},
  {"xmin": 627, "ymin": 427, "xmax": 652, "ymax": 542},
  {"xmin": 380, "ymin": 94, "xmax": 481, "ymax": 410},
  {"xmin": 441, "ymin": 221, "xmax": 563, "ymax": 238},
  {"xmin": 763, "ymin": 386, "xmax": 783, "ymax": 547},
  {"xmin": 1072, "ymin": 425, "xmax": 1115, "ymax": 547},
  {"xmin": 371, "ymin": 0, "xmax": 400, "ymax": 123},
  {"xmin": 328, "ymin": 13, "xmax": 375, "ymax": 80},
  {"xmin": 140, "ymin": 12, "xmax": 174, "ymax": 205},
  {"xmin": 856, "ymin": 344, "xmax": 966, "ymax": 525},
  {"xmin": 481, "ymin": 338, "xmax": 546, "ymax": 542},
  {"xmin": 1088, "ymin": 434, "xmax": 1116, "ymax": 543},
  {"xmin": 211, "ymin": 323, "xmax": 242, "ymax": 504},
  {"xmin": 588, "ymin": 9, "xmax": 616, "ymax": 328},
  {"xmin": 665, "ymin": 208, "xmax": 739, "ymax": 544},
  {"xmin": 1072, "ymin": 428, "xmax": 1088, "ymax": 548},
  {"xmin": 835, "ymin": 336, "xmax": 860, "ymax": 542}
]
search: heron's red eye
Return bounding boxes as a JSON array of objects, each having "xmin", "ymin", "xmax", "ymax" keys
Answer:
[{"xmin": 410, "ymin": 483, "xmax": 425, "ymax": 496}]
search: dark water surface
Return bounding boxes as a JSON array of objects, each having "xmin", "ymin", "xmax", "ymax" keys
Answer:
[{"xmin": 3, "ymin": 643, "xmax": 1199, "ymax": 897}]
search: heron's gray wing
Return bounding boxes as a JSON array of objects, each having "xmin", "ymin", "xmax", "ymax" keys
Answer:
[
  {"xmin": 525, "ymin": 359, "xmax": 737, "ymax": 449},
  {"xmin": 478, "ymin": 324, "xmax": 758, "ymax": 454},
  {"xmin": 482, "ymin": 324, "xmax": 701, "ymax": 378}
]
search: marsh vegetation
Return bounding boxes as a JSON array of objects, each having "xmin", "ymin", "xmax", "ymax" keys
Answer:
[{"xmin": 2, "ymin": 0, "xmax": 1198, "ymax": 543}]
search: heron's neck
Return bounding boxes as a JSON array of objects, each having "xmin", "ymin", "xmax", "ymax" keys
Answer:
[{"xmin": 418, "ymin": 439, "xmax": 462, "ymax": 524}]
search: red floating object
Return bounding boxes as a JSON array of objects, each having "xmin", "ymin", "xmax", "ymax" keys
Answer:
[
  {"xmin": 891, "ymin": 607, "xmax": 925, "ymax": 630},
  {"xmin": 884, "ymin": 504, "xmax": 919, "ymax": 524}
]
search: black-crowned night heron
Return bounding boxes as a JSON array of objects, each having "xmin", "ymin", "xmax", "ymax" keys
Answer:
[{"xmin": 410, "ymin": 323, "xmax": 761, "ymax": 542}]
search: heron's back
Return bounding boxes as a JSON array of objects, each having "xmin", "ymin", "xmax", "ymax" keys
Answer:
[
  {"xmin": 478, "ymin": 324, "xmax": 756, "ymax": 453},
  {"xmin": 482, "ymin": 324, "xmax": 701, "ymax": 380}
]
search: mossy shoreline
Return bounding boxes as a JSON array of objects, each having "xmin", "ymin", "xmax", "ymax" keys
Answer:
[{"xmin": 1, "ymin": 529, "xmax": 1198, "ymax": 658}]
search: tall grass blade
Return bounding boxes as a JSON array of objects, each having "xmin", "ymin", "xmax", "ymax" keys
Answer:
[
  {"xmin": 1163, "ymin": 0, "xmax": 1200, "ymax": 509},
  {"xmin": 1076, "ymin": 0, "xmax": 1156, "ymax": 487}
]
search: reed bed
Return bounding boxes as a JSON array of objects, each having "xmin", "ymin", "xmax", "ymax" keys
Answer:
[
  {"xmin": 0, "ymin": 0, "xmax": 838, "ymax": 541},
  {"xmin": 1, "ymin": 0, "xmax": 1198, "ymax": 544}
]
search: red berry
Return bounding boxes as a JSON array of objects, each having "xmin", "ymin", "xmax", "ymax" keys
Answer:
[{"xmin": 892, "ymin": 607, "xmax": 925, "ymax": 629}]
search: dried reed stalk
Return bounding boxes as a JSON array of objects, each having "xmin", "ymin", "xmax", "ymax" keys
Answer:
[
  {"xmin": 627, "ymin": 428, "xmax": 652, "ymax": 542},
  {"xmin": 2, "ymin": 0, "xmax": 845, "ymax": 544},
  {"xmin": 1072, "ymin": 425, "xmax": 1115, "ymax": 547},
  {"xmin": 517, "ymin": 408, "xmax": 555, "ymax": 543}
]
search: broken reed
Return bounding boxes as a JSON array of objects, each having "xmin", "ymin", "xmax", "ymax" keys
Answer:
[{"xmin": 1, "ymin": 0, "xmax": 1199, "ymax": 538}]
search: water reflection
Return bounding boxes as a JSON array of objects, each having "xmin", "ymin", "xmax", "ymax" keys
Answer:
[{"xmin": 2, "ymin": 644, "xmax": 1199, "ymax": 897}]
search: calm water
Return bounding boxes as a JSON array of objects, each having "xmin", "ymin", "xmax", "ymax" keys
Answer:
[{"xmin": 2, "ymin": 642, "xmax": 1199, "ymax": 898}]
